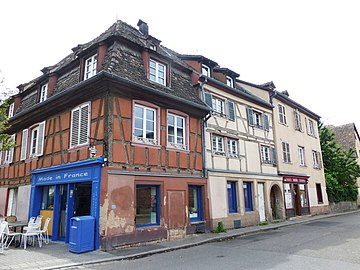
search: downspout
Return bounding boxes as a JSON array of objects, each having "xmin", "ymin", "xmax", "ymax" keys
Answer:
[{"xmin": 200, "ymin": 76, "xmax": 210, "ymax": 179}]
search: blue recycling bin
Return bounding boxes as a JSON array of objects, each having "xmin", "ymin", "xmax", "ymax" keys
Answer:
[{"xmin": 69, "ymin": 216, "xmax": 95, "ymax": 253}]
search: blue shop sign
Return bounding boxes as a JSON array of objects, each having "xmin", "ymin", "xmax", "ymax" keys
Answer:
[{"xmin": 37, "ymin": 169, "xmax": 91, "ymax": 183}]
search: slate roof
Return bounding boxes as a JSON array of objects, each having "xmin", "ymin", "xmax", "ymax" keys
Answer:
[
  {"xmin": 14, "ymin": 20, "xmax": 207, "ymax": 115},
  {"xmin": 327, "ymin": 123, "xmax": 360, "ymax": 150}
]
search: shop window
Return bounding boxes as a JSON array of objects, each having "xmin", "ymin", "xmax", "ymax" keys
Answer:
[
  {"xmin": 133, "ymin": 103, "xmax": 158, "ymax": 145},
  {"xmin": 136, "ymin": 185, "xmax": 160, "ymax": 227},
  {"xmin": 189, "ymin": 186, "xmax": 202, "ymax": 222},
  {"xmin": 41, "ymin": 186, "xmax": 55, "ymax": 210},
  {"xmin": 316, "ymin": 183, "xmax": 324, "ymax": 204},
  {"xmin": 6, "ymin": 188, "xmax": 18, "ymax": 216},
  {"xmin": 167, "ymin": 113, "xmax": 186, "ymax": 150},
  {"xmin": 84, "ymin": 54, "xmax": 97, "ymax": 80},
  {"xmin": 227, "ymin": 182, "xmax": 238, "ymax": 213},
  {"xmin": 243, "ymin": 182, "xmax": 253, "ymax": 212},
  {"xmin": 70, "ymin": 102, "xmax": 90, "ymax": 148},
  {"xmin": 299, "ymin": 184, "xmax": 308, "ymax": 207},
  {"xmin": 284, "ymin": 183, "xmax": 293, "ymax": 209}
]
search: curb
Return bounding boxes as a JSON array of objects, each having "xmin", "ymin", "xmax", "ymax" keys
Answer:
[{"xmin": 41, "ymin": 209, "xmax": 360, "ymax": 270}]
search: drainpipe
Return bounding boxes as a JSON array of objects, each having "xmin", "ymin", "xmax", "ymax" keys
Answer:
[{"xmin": 199, "ymin": 76, "xmax": 211, "ymax": 179}]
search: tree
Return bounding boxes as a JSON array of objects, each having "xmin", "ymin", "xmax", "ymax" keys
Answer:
[{"xmin": 319, "ymin": 122, "xmax": 360, "ymax": 202}]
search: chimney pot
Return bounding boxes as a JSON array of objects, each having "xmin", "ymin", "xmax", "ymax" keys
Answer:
[{"xmin": 137, "ymin": 19, "xmax": 149, "ymax": 36}]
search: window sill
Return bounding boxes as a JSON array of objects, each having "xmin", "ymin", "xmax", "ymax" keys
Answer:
[
  {"xmin": 69, "ymin": 144, "xmax": 90, "ymax": 152},
  {"xmin": 136, "ymin": 224, "xmax": 160, "ymax": 229},
  {"xmin": 131, "ymin": 141, "xmax": 161, "ymax": 149},
  {"xmin": 212, "ymin": 151, "xmax": 226, "ymax": 156},
  {"xmin": 166, "ymin": 146, "xmax": 189, "ymax": 153}
]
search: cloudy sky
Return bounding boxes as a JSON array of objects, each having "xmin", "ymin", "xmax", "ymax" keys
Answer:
[{"xmin": 1, "ymin": 0, "xmax": 359, "ymax": 127}]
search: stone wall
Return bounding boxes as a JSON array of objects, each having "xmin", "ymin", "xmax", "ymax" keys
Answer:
[{"xmin": 329, "ymin": 201, "xmax": 358, "ymax": 213}]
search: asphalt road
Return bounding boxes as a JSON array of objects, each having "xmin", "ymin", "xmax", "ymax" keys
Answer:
[{"xmin": 85, "ymin": 212, "xmax": 360, "ymax": 270}]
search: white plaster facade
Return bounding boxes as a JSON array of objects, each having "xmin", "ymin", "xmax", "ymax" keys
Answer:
[{"xmin": 203, "ymin": 83, "xmax": 284, "ymax": 230}]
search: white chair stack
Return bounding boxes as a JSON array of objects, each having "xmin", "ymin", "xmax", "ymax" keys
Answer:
[{"xmin": 21, "ymin": 215, "xmax": 43, "ymax": 249}]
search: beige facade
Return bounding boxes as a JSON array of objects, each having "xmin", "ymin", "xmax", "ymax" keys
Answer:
[
  {"xmin": 271, "ymin": 94, "xmax": 329, "ymax": 217},
  {"xmin": 204, "ymin": 83, "xmax": 284, "ymax": 230}
]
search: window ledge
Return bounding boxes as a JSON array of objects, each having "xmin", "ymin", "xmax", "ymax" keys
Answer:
[
  {"xmin": 131, "ymin": 141, "xmax": 161, "ymax": 149},
  {"xmin": 69, "ymin": 144, "xmax": 90, "ymax": 152},
  {"xmin": 190, "ymin": 220, "xmax": 205, "ymax": 225},
  {"xmin": 166, "ymin": 146, "xmax": 189, "ymax": 153}
]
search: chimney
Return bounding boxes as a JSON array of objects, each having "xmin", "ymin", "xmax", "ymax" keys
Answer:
[
  {"xmin": 137, "ymin": 19, "xmax": 148, "ymax": 36},
  {"xmin": 282, "ymin": 90, "xmax": 290, "ymax": 97}
]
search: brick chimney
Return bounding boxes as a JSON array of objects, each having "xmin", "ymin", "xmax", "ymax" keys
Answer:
[{"xmin": 137, "ymin": 19, "xmax": 148, "ymax": 36}]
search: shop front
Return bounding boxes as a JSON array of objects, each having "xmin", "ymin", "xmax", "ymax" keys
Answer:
[
  {"xmin": 283, "ymin": 175, "xmax": 310, "ymax": 218},
  {"xmin": 29, "ymin": 157, "xmax": 104, "ymax": 249}
]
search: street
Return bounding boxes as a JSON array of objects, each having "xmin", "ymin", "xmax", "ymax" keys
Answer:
[{"xmin": 84, "ymin": 212, "xmax": 360, "ymax": 270}]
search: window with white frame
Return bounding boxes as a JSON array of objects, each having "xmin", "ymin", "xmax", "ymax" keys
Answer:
[
  {"xmin": 40, "ymin": 83, "xmax": 48, "ymax": 103},
  {"xmin": 149, "ymin": 59, "xmax": 166, "ymax": 85},
  {"xmin": 70, "ymin": 103, "xmax": 90, "ymax": 148},
  {"xmin": 278, "ymin": 104, "xmax": 287, "ymax": 125},
  {"xmin": 84, "ymin": 54, "xmax": 97, "ymax": 80},
  {"xmin": 307, "ymin": 119, "xmax": 315, "ymax": 136},
  {"xmin": 8, "ymin": 102, "xmax": 14, "ymax": 118},
  {"xmin": 134, "ymin": 104, "xmax": 157, "ymax": 145},
  {"xmin": 226, "ymin": 76, "xmax": 234, "ymax": 88},
  {"xmin": 227, "ymin": 139, "xmax": 238, "ymax": 157},
  {"xmin": 298, "ymin": 146, "xmax": 305, "ymax": 166},
  {"xmin": 167, "ymin": 113, "xmax": 186, "ymax": 149},
  {"xmin": 247, "ymin": 107, "xmax": 269, "ymax": 130},
  {"xmin": 202, "ymin": 64, "xmax": 211, "ymax": 77},
  {"xmin": 282, "ymin": 142, "xmax": 291, "ymax": 163},
  {"xmin": 211, "ymin": 96, "xmax": 225, "ymax": 115},
  {"xmin": 294, "ymin": 110, "xmax": 303, "ymax": 131},
  {"xmin": 212, "ymin": 135, "xmax": 224, "ymax": 155},
  {"xmin": 20, "ymin": 122, "xmax": 46, "ymax": 160},
  {"xmin": 261, "ymin": 145, "xmax": 277, "ymax": 164},
  {"xmin": 312, "ymin": 150, "xmax": 322, "ymax": 169},
  {"xmin": 4, "ymin": 134, "xmax": 15, "ymax": 165}
]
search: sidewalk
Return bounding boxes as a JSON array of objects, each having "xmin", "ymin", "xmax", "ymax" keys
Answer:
[{"xmin": 1, "ymin": 210, "xmax": 359, "ymax": 270}]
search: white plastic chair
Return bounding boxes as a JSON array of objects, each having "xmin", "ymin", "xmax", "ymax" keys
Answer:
[
  {"xmin": 0, "ymin": 221, "xmax": 7, "ymax": 253},
  {"xmin": 2, "ymin": 221, "xmax": 22, "ymax": 248},
  {"xmin": 23, "ymin": 216, "xmax": 36, "ymax": 232},
  {"xmin": 21, "ymin": 222, "xmax": 42, "ymax": 249},
  {"xmin": 40, "ymin": 217, "xmax": 51, "ymax": 244}
]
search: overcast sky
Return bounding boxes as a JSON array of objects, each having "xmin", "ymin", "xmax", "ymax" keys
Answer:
[{"xmin": 1, "ymin": 0, "xmax": 359, "ymax": 128}]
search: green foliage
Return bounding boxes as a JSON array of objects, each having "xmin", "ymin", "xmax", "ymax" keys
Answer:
[
  {"xmin": 259, "ymin": 221, "xmax": 269, "ymax": 226},
  {"xmin": 319, "ymin": 122, "xmax": 360, "ymax": 202},
  {"xmin": 214, "ymin": 221, "xmax": 227, "ymax": 233}
]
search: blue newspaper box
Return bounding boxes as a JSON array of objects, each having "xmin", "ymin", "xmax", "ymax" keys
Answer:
[{"xmin": 69, "ymin": 216, "xmax": 95, "ymax": 253}]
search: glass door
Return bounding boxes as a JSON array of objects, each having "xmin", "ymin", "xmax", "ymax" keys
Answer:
[{"xmin": 58, "ymin": 184, "xmax": 68, "ymax": 240}]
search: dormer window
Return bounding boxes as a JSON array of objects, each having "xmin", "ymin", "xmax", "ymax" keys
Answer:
[
  {"xmin": 84, "ymin": 54, "xmax": 97, "ymax": 80},
  {"xmin": 150, "ymin": 44, "xmax": 157, "ymax": 51},
  {"xmin": 40, "ymin": 83, "xmax": 48, "ymax": 103},
  {"xmin": 8, "ymin": 102, "xmax": 14, "ymax": 118},
  {"xmin": 149, "ymin": 59, "xmax": 166, "ymax": 86},
  {"xmin": 226, "ymin": 76, "xmax": 234, "ymax": 88},
  {"xmin": 202, "ymin": 64, "xmax": 211, "ymax": 77}
]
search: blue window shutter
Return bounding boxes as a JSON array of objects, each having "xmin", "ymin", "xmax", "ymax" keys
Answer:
[
  {"xmin": 271, "ymin": 147, "xmax": 277, "ymax": 164},
  {"xmin": 204, "ymin": 92, "xmax": 212, "ymax": 108},
  {"xmin": 263, "ymin": 114, "xmax": 269, "ymax": 130},
  {"xmin": 227, "ymin": 101, "xmax": 235, "ymax": 121},
  {"xmin": 247, "ymin": 107, "xmax": 254, "ymax": 126}
]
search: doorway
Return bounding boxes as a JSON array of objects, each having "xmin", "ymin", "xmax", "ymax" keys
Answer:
[
  {"xmin": 74, "ymin": 182, "xmax": 92, "ymax": 216},
  {"xmin": 270, "ymin": 184, "xmax": 283, "ymax": 220}
]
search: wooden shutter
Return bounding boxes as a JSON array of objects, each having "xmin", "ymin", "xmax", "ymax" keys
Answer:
[
  {"xmin": 227, "ymin": 100, "xmax": 235, "ymax": 121},
  {"xmin": 36, "ymin": 121, "xmax": 45, "ymax": 156},
  {"xmin": 247, "ymin": 107, "xmax": 254, "ymax": 126},
  {"xmin": 204, "ymin": 92, "xmax": 213, "ymax": 108},
  {"xmin": 71, "ymin": 108, "xmax": 80, "ymax": 147},
  {"xmin": 271, "ymin": 147, "xmax": 277, "ymax": 164},
  {"xmin": 263, "ymin": 114, "xmax": 269, "ymax": 130},
  {"xmin": 79, "ymin": 104, "xmax": 90, "ymax": 145},
  {"xmin": 20, "ymin": 129, "xmax": 28, "ymax": 160}
]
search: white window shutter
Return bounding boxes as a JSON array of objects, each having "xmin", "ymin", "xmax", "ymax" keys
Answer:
[
  {"xmin": 79, "ymin": 104, "xmax": 90, "ymax": 145},
  {"xmin": 71, "ymin": 108, "xmax": 80, "ymax": 147},
  {"xmin": 20, "ymin": 129, "xmax": 28, "ymax": 160},
  {"xmin": 36, "ymin": 121, "xmax": 46, "ymax": 156},
  {"xmin": 8, "ymin": 134, "xmax": 15, "ymax": 164}
]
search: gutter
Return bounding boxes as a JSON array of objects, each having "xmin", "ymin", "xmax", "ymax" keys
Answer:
[{"xmin": 199, "ymin": 77, "xmax": 210, "ymax": 179}]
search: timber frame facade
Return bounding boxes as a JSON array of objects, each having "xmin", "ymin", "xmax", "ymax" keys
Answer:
[{"xmin": 0, "ymin": 20, "xmax": 210, "ymax": 250}]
